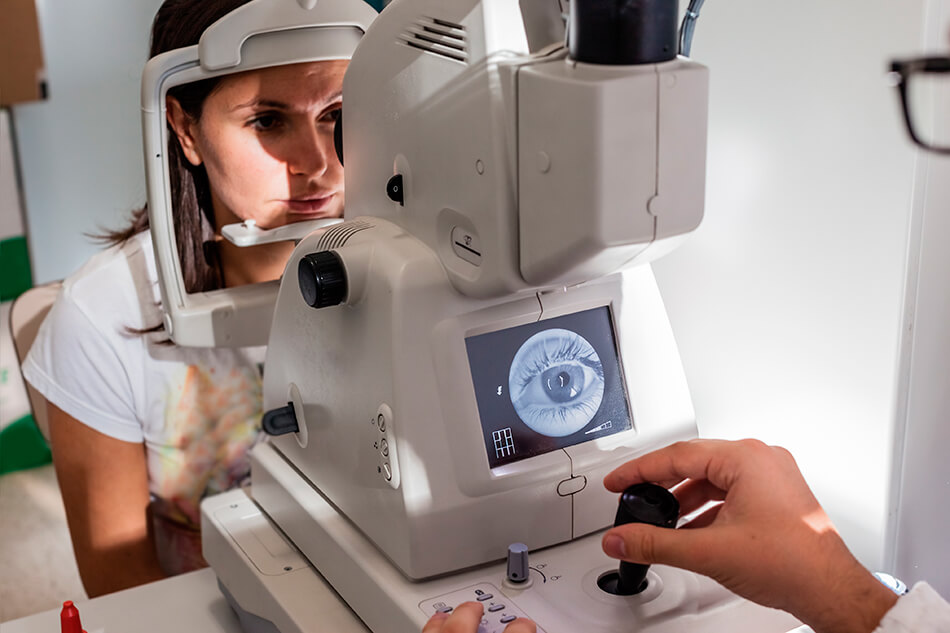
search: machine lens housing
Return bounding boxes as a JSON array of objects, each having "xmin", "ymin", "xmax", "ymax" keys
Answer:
[{"xmin": 569, "ymin": 0, "xmax": 679, "ymax": 65}]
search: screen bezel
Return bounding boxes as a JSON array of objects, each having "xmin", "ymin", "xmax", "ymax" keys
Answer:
[{"xmin": 429, "ymin": 275, "xmax": 643, "ymax": 498}]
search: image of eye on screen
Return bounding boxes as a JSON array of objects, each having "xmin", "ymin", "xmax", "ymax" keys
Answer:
[{"xmin": 465, "ymin": 307, "xmax": 633, "ymax": 469}]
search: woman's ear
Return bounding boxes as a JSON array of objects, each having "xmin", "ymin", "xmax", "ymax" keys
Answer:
[{"xmin": 166, "ymin": 96, "xmax": 203, "ymax": 166}]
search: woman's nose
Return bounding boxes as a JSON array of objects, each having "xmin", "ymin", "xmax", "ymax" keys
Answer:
[{"xmin": 287, "ymin": 125, "xmax": 331, "ymax": 177}]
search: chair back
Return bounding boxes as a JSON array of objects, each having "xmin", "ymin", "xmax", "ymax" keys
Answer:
[{"xmin": 9, "ymin": 282, "xmax": 62, "ymax": 441}]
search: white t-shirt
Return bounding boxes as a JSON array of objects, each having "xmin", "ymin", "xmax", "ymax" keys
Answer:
[{"xmin": 23, "ymin": 231, "xmax": 264, "ymax": 572}]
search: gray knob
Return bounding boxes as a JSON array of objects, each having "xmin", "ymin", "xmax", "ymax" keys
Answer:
[{"xmin": 506, "ymin": 543, "xmax": 529, "ymax": 583}]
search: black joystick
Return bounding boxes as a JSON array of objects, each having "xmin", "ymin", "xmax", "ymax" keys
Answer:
[{"xmin": 598, "ymin": 483, "xmax": 679, "ymax": 596}]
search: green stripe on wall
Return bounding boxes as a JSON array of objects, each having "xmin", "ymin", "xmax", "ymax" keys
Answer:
[
  {"xmin": 0, "ymin": 236, "xmax": 32, "ymax": 301},
  {"xmin": 0, "ymin": 414, "xmax": 51, "ymax": 475}
]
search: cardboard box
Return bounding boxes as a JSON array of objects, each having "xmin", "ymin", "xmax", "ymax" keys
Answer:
[{"xmin": 0, "ymin": 0, "xmax": 46, "ymax": 106}]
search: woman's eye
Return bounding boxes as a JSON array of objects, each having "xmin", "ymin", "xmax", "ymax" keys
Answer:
[
  {"xmin": 508, "ymin": 329, "xmax": 605, "ymax": 438},
  {"xmin": 322, "ymin": 107, "xmax": 342, "ymax": 124},
  {"xmin": 249, "ymin": 113, "xmax": 281, "ymax": 131}
]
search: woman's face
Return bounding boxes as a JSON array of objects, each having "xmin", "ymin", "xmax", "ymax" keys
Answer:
[{"xmin": 169, "ymin": 60, "xmax": 347, "ymax": 230}]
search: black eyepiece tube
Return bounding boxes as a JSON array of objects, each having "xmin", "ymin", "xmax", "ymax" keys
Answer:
[{"xmin": 569, "ymin": 0, "xmax": 679, "ymax": 65}]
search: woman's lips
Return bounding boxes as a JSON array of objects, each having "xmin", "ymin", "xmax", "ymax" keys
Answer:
[{"xmin": 286, "ymin": 194, "xmax": 336, "ymax": 215}]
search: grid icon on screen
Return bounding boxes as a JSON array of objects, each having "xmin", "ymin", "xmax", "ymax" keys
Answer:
[{"xmin": 493, "ymin": 428, "xmax": 515, "ymax": 458}]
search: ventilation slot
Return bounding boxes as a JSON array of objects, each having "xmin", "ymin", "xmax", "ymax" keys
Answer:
[
  {"xmin": 400, "ymin": 17, "xmax": 468, "ymax": 63},
  {"xmin": 317, "ymin": 220, "xmax": 374, "ymax": 250}
]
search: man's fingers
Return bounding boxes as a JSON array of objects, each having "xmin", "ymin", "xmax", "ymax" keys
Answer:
[
  {"xmin": 672, "ymin": 478, "xmax": 726, "ymax": 516},
  {"xmin": 679, "ymin": 502, "xmax": 722, "ymax": 530},
  {"xmin": 604, "ymin": 438, "xmax": 766, "ymax": 493},
  {"xmin": 503, "ymin": 618, "xmax": 537, "ymax": 633},
  {"xmin": 603, "ymin": 440, "xmax": 727, "ymax": 492},
  {"xmin": 423, "ymin": 605, "xmax": 537, "ymax": 633},
  {"xmin": 422, "ymin": 612, "xmax": 450, "ymax": 633},
  {"xmin": 423, "ymin": 602, "xmax": 484, "ymax": 633}
]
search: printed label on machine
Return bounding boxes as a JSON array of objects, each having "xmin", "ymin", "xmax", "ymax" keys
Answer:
[{"xmin": 465, "ymin": 307, "xmax": 633, "ymax": 468}]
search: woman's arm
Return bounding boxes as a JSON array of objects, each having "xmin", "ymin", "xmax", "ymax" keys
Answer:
[{"xmin": 48, "ymin": 401, "xmax": 166, "ymax": 597}]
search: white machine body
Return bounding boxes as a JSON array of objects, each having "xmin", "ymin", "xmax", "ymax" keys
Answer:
[
  {"xmin": 263, "ymin": 232, "xmax": 695, "ymax": 578},
  {"xmin": 340, "ymin": 0, "xmax": 708, "ymax": 299}
]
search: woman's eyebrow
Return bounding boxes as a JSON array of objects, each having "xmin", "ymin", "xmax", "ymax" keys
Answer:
[
  {"xmin": 231, "ymin": 98, "xmax": 288, "ymax": 111},
  {"xmin": 231, "ymin": 91, "xmax": 343, "ymax": 112}
]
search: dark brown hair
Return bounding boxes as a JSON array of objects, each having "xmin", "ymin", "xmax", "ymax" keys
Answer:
[{"xmin": 98, "ymin": 0, "xmax": 251, "ymax": 293}]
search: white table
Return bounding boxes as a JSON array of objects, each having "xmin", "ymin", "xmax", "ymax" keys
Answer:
[
  {"xmin": 2, "ymin": 569, "xmax": 239, "ymax": 633},
  {"xmin": 1, "ymin": 565, "xmax": 816, "ymax": 633}
]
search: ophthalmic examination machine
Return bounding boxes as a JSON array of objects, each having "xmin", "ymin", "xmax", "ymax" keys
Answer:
[{"xmin": 142, "ymin": 0, "xmax": 805, "ymax": 631}]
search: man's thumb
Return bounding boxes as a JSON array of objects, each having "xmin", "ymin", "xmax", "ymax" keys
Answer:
[{"xmin": 602, "ymin": 522, "xmax": 700, "ymax": 570}]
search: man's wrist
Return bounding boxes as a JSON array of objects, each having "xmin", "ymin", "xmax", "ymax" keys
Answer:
[{"xmin": 804, "ymin": 564, "xmax": 899, "ymax": 633}]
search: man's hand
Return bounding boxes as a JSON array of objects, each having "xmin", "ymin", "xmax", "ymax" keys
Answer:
[
  {"xmin": 602, "ymin": 439, "xmax": 898, "ymax": 633},
  {"xmin": 422, "ymin": 602, "xmax": 536, "ymax": 633}
]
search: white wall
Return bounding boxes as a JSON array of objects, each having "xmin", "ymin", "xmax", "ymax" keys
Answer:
[
  {"xmin": 1, "ymin": 110, "xmax": 25, "ymax": 241},
  {"xmin": 652, "ymin": 0, "xmax": 926, "ymax": 573},
  {"xmin": 12, "ymin": 0, "xmax": 163, "ymax": 284}
]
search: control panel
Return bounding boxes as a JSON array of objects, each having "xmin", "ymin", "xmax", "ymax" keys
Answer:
[{"xmin": 418, "ymin": 583, "xmax": 542, "ymax": 633}]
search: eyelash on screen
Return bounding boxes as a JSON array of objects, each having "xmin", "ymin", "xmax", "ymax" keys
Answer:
[{"xmin": 516, "ymin": 337, "xmax": 602, "ymax": 390}]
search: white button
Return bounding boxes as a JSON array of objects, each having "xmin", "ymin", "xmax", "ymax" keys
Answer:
[
  {"xmin": 537, "ymin": 151, "xmax": 551, "ymax": 173},
  {"xmin": 556, "ymin": 476, "xmax": 587, "ymax": 496}
]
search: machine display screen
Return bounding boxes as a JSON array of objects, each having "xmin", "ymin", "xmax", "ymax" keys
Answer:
[{"xmin": 465, "ymin": 306, "xmax": 633, "ymax": 469}]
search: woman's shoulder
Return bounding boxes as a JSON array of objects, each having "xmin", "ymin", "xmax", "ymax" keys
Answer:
[
  {"xmin": 63, "ymin": 231, "xmax": 156, "ymax": 293},
  {"xmin": 59, "ymin": 231, "xmax": 160, "ymax": 325}
]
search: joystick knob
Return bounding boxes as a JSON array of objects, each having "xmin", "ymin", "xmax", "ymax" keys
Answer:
[{"xmin": 598, "ymin": 482, "xmax": 679, "ymax": 596}]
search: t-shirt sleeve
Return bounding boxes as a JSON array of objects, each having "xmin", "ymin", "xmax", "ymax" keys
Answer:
[
  {"xmin": 22, "ymin": 287, "xmax": 145, "ymax": 443},
  {"xmin": 874, "ymin": 582, "xmax": 950, "ymax": 633}
]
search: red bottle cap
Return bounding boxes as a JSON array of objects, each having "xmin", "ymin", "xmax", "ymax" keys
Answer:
[{"xmin": 61, "ymin": 600, "xmax": 83, "ymax": 633}]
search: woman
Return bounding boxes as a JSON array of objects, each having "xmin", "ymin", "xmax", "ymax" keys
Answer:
[{"xmin": 22, "ymin": 0, "xmax": 349, "ymax": 597}]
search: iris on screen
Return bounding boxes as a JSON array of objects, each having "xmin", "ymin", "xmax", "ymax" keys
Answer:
[{"xmin": 508, "ymin": 328, "xmax": 605, "ymax": 437}]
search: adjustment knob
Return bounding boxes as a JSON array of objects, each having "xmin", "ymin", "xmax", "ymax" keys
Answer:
[
  {"xmin": 506, "ymin": 543, "xmax": 530, "ymax": 584},
  {"xmin": 262, "ymin": 403, "xmax": 299, "ymax": 436},
  {"xmin": 298, "ymin": 251, "xmax": 347, "ymax": 309}
]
